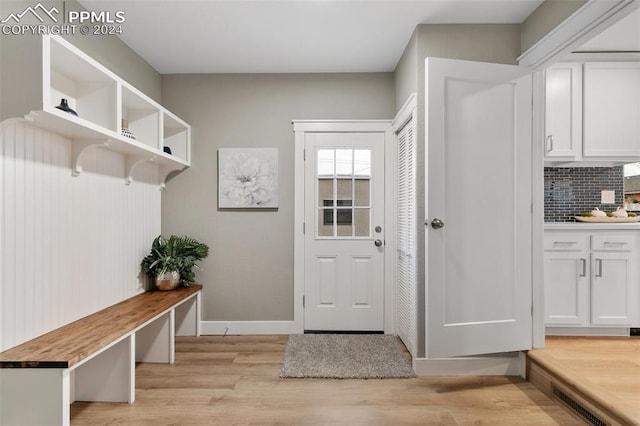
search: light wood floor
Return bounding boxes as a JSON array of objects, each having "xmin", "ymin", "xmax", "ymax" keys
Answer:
[
  {"xmin": 70, "ymin": 335, "xmax": 581, "ymax": 425},
  {"xmin": 528, "ymin": 336, "xmax": 640, "ymax": 424}
]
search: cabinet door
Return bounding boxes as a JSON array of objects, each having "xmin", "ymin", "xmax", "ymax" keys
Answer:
[
  {"xmin": 591, "ymin": 252, "xmax": 634, "ymax": 325},
  {"xmin": 544, "ymin": 63, "xmax": 582, "ymax": 159},
  {"xmin": 583, "ymin": 62, "xmax": 640, "ymax": 157},
  {"xmin": 544, "ymin": 252, "xmax": 589, "ymax": 325}
]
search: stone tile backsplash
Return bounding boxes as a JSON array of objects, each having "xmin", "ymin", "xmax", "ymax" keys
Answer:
[{"xmin": 544, "ymin": 167, "xmax": 624, "ymax": 222}]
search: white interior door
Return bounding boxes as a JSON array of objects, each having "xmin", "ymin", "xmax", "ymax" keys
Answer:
[
  {"xmin": 425, "ymin": 57, "xmax": 533, "ymax": 358},
  {"xmin": 304, "ymin": 132, "xmax": 385, "ymax": 331}
]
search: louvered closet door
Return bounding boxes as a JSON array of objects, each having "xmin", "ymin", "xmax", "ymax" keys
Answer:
[{"xmin": 396, "ymin": 117, "xmax": 417, "ymax": 357}]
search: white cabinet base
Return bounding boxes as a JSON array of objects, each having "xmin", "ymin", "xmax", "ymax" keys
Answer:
[{"xmin": 544, "ymin": 230, "xmax": 639, "ymax": 335}]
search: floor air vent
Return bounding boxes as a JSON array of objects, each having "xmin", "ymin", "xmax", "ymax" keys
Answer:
[{"xmin": 552, "ymin": 386, "xmax": 607, "ymax": 426}]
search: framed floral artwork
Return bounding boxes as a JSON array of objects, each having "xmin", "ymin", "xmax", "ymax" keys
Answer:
[{"xmin": 218, "ymin": 148, "xmax": 278, "ymax": 208}]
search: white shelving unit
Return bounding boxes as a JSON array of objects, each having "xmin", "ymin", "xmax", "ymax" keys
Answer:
[{"xmin": 22, "ymin": 35, "xmax": 191, "ymax": 188}]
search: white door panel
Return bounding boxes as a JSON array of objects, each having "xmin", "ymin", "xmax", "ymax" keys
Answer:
[
  {"xmin": 426, "ymin": 58, "xmax": 533, "ymax": 358},
  {"xmin": 304, "ymin": 132, "xmax": 385, "ymax": 331}
]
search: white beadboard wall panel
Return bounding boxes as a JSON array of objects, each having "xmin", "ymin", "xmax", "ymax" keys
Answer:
[{"xmin": 0, "ymin": 121, "xmax": 160, "ymax": 352}]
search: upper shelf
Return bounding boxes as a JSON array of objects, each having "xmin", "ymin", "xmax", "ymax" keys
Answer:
[{"xmin": 30, "ymin": 35, "xmax": 191, "ymax": 188}]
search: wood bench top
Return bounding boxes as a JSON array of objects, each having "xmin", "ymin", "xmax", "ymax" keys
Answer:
[{"xmin": 0, "ymin": 284, "xmax": 202, "ymax": 369}]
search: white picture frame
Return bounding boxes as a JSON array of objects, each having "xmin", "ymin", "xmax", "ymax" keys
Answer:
[{"xmin": 218, "ymin": 148, "xmax": 278, "ymax": 208}]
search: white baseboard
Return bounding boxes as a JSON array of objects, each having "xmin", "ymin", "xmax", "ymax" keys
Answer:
[
  {"xmin": 200, "ymin": 321, "xmax": 301, "ymax": 335},
  {"xmin": 413, "ymin": 352, "xmax": 525, "ymax": 377},
  {"xmin": 545, "ymin": 326, "xmax": 630, "ymax": 337}
]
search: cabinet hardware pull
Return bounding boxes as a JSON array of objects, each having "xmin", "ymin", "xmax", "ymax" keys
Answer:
[
  {"xmin": 546, "ymin": 135, "xmax": 554, "ymax": 153},
  {"xmin": 580, "ymin": 258, "xmax": 586, "ymax": 277},
  {"xmin": 553, "ymin": 241, "xmax": 576, "ymax": 245},
  {"xmin": 603, "ymin": 242, "xmax": 627, "ymax": 246},
  {"xmin": 595, "ymin": 259, "xmax": 603, "ymax": 277}
]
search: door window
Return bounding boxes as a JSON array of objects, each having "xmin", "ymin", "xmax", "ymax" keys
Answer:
[{"xmin": 316, "ymin": 148, "xmax": 371, "ymax": 238}]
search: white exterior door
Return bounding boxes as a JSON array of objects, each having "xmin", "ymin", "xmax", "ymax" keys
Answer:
[
  {"xmin": 425, "ymin": 58, "xmax": 533, "ymax": 358},
  {"xmin": 303, "ymin": 131, "xmax": 385, "ymax": 331}
]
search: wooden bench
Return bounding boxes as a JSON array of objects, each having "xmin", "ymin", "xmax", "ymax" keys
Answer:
[{"xmin": 0, "ymin": 284, "xmax": 202, "ymax": 426}]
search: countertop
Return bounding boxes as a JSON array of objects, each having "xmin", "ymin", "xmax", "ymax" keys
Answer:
[{"xmin": 545, "ymin": 222, "xmax": 640, "ymax": 230}]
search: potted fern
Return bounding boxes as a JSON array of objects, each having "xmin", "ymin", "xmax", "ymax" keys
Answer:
[{"xmin": 141, "ymin": 235, "xmax": 210, "ymax": 290}]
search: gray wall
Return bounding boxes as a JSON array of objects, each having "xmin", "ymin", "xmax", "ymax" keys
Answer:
[
  {"xmin": 521, "ymin": 0, "xmax": 587, "ymax": 53},
  {"xmin": 161, "ymin": 73, "xmax": 395, "ymax": 321},
  {"xmin": 394, "ymin": 29, "xmax": 418, "ymax": 112}
]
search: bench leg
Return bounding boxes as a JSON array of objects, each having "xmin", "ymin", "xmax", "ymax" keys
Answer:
[
  {"xmin": 136, "ymin": 310, "xmax": 175, "ymax": 363},
  {"xmin": 75, "ymin": 334, "xmax": 135, "ymax": 403},
  {"xmin": 176, "ymin": 292, "xmax": 201, "ymax": 336},
  {"xmin": 0, "ymin": 368, "xmax": 71, "ymax": 426}
]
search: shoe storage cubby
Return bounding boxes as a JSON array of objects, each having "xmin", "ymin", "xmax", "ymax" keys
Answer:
[
  {"xmin": 13, "ymin": 35, "xmax": 191, "ymax": 188},
  {"xmin": 48, "ymin": 38, "xmax": 117, "ymax": 132},
  {"xmin": 121, "ymin": 85, "xmax": 161, "ymax": 150}
]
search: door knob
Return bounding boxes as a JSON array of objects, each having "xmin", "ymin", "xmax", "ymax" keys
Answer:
[
  {"xmin": 374, "ymin": 239, "xmax": 383, "ymax": 247},
  {"xmin": 430, "ymin": 218, "xmax": 445, "ymax": 229}
]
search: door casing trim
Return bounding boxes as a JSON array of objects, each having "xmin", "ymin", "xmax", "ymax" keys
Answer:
[{"xmin": 292, "ymin": 120, "xmax": 394, "ymax": 334}]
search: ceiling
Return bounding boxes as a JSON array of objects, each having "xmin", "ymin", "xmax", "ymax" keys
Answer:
[{"xmin": 78, "ymin": 0, "xmax": 543, "ymax": 74}]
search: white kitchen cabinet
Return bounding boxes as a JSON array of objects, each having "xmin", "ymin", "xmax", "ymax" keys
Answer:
[
  {"xmin": 544, "ymin": 252, "xmax": 589, "ymax": 325},
  {"xmin": 583, "ymin": 62, "xmax": 640, "ymax": 157},
  {"xmin": 544, "ymin": 63, "xmax": 582, "ymax": 159},
  {"xmin": 590, "ymin": 252, "xmax": 635, "ymax": 325},
  {"xmin": 544, "ymin": 230, "xmax": 639, "ymax": 334},
  {"xmin": 590, "ymin": 234, "xmax": 637, "ymax": 326},
  {"xmin": 543, "ymin": 234, "xmax": 589, "ymax": 325},
  {"xmin": 543, "ymin": 61, "xmax": 640, "ymax": 164}
]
